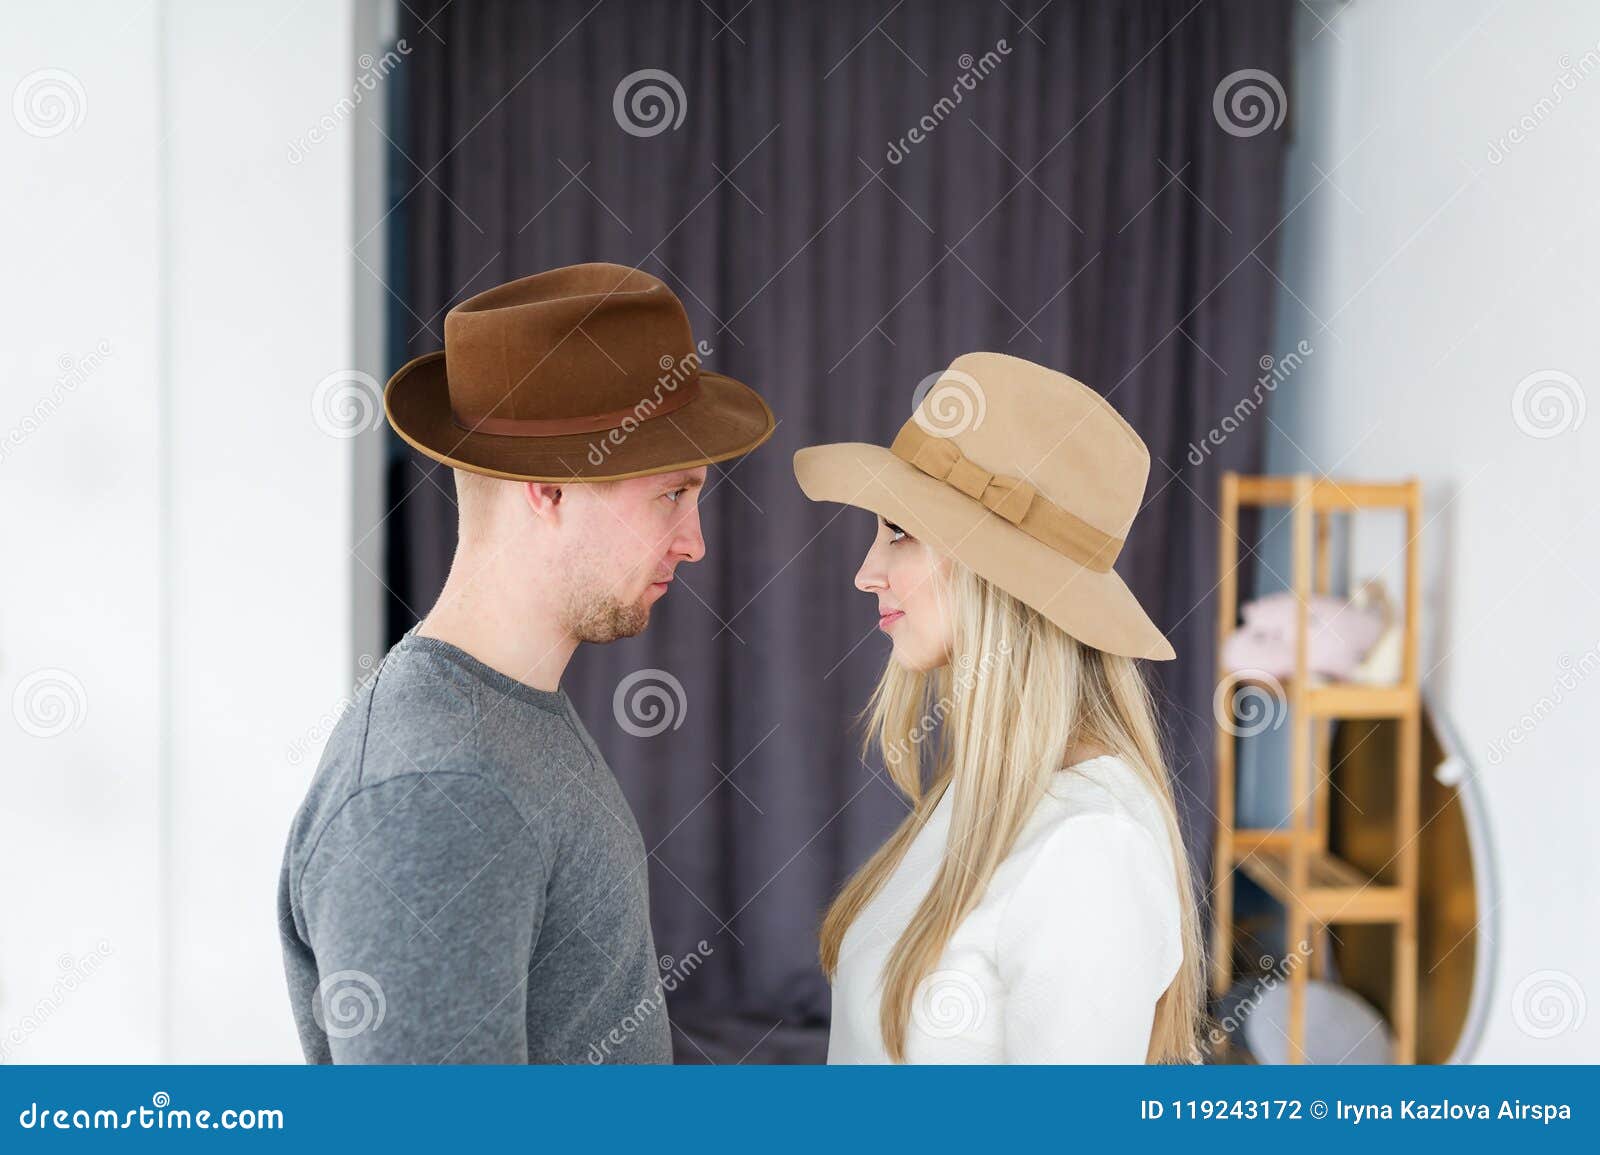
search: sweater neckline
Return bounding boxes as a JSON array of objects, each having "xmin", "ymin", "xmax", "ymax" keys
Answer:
[{"xmin": 393, "ymin": 625, "xmax": 571, "ymax": 716}]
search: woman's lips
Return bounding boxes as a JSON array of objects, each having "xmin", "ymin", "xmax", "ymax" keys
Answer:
[{"xmin": 878, "ymin": 610, "xmax": 904, "ymax": 631}]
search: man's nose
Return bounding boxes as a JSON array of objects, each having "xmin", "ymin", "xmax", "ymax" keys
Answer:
[{"xmin": 674, "ymin": 506, "xmax": 706, "ymax": 564}]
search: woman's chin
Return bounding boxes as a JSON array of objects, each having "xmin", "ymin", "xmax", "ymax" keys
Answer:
[{"xmin": 889, "ymin": 641, "xmax": 948, "ymax": 675}]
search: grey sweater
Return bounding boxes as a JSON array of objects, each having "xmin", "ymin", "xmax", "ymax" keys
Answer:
[{"xmin": 277, "ymin": 628, "xmax": 673, "ymax": 1064}]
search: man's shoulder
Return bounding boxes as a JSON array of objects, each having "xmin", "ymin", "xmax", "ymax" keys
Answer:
[
  {"xmin": 358, "ymin": 641, "xmax": 587, "ymax": 779},
  {"xmin": 284, "ymin": 643, "xmax": 577, "ymax": 877}
]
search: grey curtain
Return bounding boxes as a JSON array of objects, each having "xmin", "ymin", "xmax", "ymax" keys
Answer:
[{"xmin": 387, "ymin": 0, "xmax": 1292, "ymax": 1062}]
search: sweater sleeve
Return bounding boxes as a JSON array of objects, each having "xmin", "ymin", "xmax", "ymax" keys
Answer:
[
  {"xmin": 296, "ymin": 773, "xmax": 546, "ymax": 1063},
  {"xmin": 993, "ymin": 812, "xmax": 1182, "ymax": 1063}
]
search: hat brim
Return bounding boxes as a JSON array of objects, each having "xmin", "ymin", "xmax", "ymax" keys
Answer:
[
  {"xmin": 792, "ymin": 442, "xmax": 1175, "ymax": 661},
  {"xmin": 385, "ymin": 351, "xmax": 776, "ymax": 482}
]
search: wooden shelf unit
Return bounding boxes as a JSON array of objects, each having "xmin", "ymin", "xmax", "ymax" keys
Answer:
[{"xmin": 1209, "ymin": 472, "xmax": 1423, "ymax": 1064}]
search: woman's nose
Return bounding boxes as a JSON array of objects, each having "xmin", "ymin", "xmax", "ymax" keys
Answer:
[{"xmin": 854, "ymin": 541, "xmax": 887, "ymax": 593}]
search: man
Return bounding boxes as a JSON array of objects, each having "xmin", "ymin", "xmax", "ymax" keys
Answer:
[{"xmin": 277, "ymin": 263, "xmax": 775, "ymax": 1062}]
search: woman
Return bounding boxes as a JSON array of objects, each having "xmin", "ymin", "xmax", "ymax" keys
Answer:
[{"xmin": 792, "ymin": 352, "xmax": 1205, "ymax": 1064}]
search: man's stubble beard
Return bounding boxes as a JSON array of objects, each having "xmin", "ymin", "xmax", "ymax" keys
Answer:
[
  {"xmin": 555, "ymin": 530, "xmax": 656, "ymax": 644},
  {"xmin": 559, "ymin": 561, "xmax": 651, "ymax": 643},
  {"xmin": 564, "ymin": 590, "xmax": 650, "ymax": 644}
]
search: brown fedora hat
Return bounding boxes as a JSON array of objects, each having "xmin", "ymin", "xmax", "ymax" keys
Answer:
[
  {"xmin": 793, "ymin": 352, "xmax": 1174, "ymax": 661},
  {"xmin": 384, "ymin": 262, "xmax": 775, "ymax": 481}
]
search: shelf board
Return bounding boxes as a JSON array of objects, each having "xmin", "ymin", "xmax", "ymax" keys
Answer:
[
  {"xmin": 1221, "ymin": 672, "xmax": 1417, "ymax": 719},
  {"xmin": 1306, "ymin": 681, "xmax": 1416, "ymax": 717},
  {"xmin": 1232, "ymin": 844, "xmax": 1408, "ymax": 924},
  {"xmin": 1232, "ymin": 475, "xmax": 1417, "ymax": 510}
]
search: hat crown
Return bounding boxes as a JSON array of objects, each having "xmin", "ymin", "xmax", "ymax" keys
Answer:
[
  {"xmin": 442, "ymin": 263, "xmax": 700, "ymax": 429},
  {"xmin": 904, "ymin": 352, "xmax": 1151, "ymax": 543}
]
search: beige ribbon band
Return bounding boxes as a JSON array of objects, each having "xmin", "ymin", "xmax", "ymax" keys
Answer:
[{"xmin": 889, "ymin": 422, "xmax": 1123, "ymax": 573}]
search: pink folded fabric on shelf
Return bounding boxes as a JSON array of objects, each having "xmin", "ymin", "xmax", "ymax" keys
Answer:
[{"xmin": 1221, "ymin": 591, "xmax": 1386, "ymax": 679}]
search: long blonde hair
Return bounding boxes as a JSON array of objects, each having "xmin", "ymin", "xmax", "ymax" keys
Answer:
[{"xmin": 818, "ymin": 562, "xmax": 1206, "ymax": 1063}]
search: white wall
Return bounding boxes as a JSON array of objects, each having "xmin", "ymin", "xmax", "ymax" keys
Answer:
[
  {"xmin": 1, "ymin": 0, "xmax": 387, "ymax": 1061},
  {"xmin": 1265, "ymin": 0, "xmax": 1600, "ymax": 1061}
]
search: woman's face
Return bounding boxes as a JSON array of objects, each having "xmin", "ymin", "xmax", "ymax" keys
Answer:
[{"xmin": 854, "ymin": 514, "xmax": 955, "ymax": 672}]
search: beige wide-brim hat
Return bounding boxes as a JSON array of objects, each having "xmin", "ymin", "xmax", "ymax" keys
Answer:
[{"xmin": 792, "ymin": 352, "xmax": 1175, "ymax": 661}]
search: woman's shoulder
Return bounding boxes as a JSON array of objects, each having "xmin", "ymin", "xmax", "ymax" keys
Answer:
[
  {"xmin": 985, "ymin": 755, "xmax": 1185, "ymax": 996},
  {"xmin": 1014, "ymin": 755, "xmax": 1178, "ymax": 877}
]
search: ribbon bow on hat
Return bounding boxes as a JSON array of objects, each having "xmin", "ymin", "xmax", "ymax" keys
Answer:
[
  {"xmin": 893, "ymin": 424, "xmax": 1038, "ymax": 526},
  {"xmin": 889, "ymin": 422, "xmax": 1123, "ymax": 573}
]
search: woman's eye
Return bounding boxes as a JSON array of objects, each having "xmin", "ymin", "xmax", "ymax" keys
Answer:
[{"xmin": 884, "ymin": 520, "xmax": 907, "ymax": 543}]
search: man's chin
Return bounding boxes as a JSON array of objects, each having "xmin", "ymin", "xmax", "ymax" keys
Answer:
[
  {"xmin": 616, "ymin": 600, "xmax": 652, "ymax": 639},
  {"xmin": 573, "ymin": 598, "xmax": 651, "ymax": 644}
]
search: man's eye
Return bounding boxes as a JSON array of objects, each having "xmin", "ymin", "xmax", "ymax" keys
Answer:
[{"xmin": 665, "ymin": 487, "xmax": 687, "ymax": 503}]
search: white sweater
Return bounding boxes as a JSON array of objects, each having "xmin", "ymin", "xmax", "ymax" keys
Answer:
[{"xmin": 826, "ymin": 755, "xmax": 1183, "ymax": 1064}]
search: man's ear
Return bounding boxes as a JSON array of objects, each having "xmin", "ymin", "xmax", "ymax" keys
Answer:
[{"xmin": 522, "ymin": 481, "xmax": 564, "ymax": 522}]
